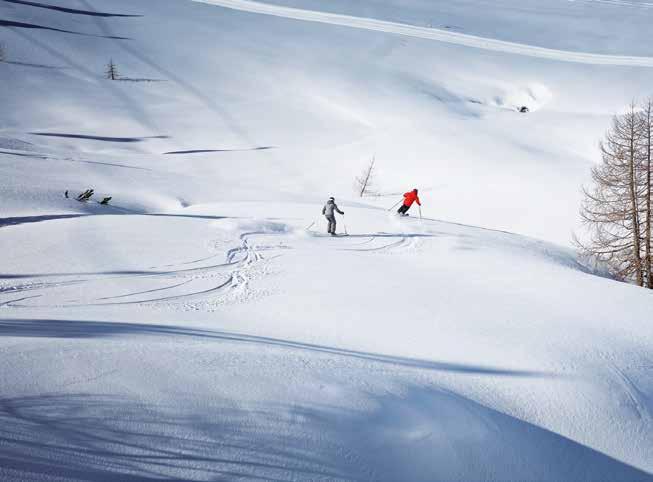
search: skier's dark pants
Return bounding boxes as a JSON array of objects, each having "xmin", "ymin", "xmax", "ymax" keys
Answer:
[
  {"xmin": 325, "ymin": 215, "xmax": 337, "ymax": 234},
  {"xmin": 397, "ymin": 204, "xmax": 410, "ymax": 215}
]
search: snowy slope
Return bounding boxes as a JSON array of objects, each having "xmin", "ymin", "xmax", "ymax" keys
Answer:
[
  {"xmin": 3, "ymin": 0, "xmax": 653, "ymax": 240},
  {"xmin": 194, "ymin": 0, "xmax": 653, "ymax": 65},
  {"xmin": 2, "ymin": 205, "xmax": 653, "ymax": 480},
  {"xmin": 2, "ymin": 0, "xmax": 653, "ymax": 480}
]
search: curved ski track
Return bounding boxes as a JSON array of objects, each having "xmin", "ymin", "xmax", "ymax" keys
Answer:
[
  {"xmin": 0, "ymin": 232, "xmax": 282, "ymax": 308},
  {"xmin": 0, "ymin": 226, "xmax": 416, "ymax": 310},
  {"xmin": 191, "ymin": 0, "xmax": 653, "ymax": 66}
]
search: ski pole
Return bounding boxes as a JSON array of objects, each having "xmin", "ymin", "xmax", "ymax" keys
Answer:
[
  {"xmin": 419, "ymin": 206, "xmax": 423, "ymax": 219},
  {"xmin": 305, "ymin": 221, "xmax": 316, "ymax": 231},
  {"xmin": 388, "ymin": 199, "xmax": 402, "ymax": 211},
  {"xmin": 342, "ymin": 214, "xmax": 348, "ymax": 235}
]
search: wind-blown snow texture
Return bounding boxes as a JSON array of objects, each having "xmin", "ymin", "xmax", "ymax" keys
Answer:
[{"xmin": 1, "ymin": 0, "xmax": 653, "ymax": 480}]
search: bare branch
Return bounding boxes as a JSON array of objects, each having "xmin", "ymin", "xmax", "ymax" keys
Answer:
[{"xmin": 354, "ymin": 156, "xmax": 377, "ymax": 197}]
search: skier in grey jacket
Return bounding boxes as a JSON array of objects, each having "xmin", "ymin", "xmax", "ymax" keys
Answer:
[{"xmin": 322, "ymin": 197, "xmax": 344, "ymax": 235}]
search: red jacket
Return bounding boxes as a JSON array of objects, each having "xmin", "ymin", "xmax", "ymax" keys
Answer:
[{"xmin": 403, "ymin": 190, "xmax": 421, "ymax": 207}]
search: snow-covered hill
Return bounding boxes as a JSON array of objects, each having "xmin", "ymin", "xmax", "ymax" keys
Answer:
[{"xmin": 1, "ymin": 0, "xmax": 653, "ymax": 480}]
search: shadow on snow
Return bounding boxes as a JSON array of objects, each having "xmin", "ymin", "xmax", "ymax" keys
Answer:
[
  {"xmin": 2, "ymin": 0, "xmax": 142, "ymax": 17},
  {"xmin": 0, "ymin": 213, "xmax": 232, "ymax": 229},
  {"xmin": 0, "ymin": 19, "xmax": 129, "ymax": 39},
  {"xmin": 0, "ymin": 386, "xmax": 650, "ymax": 481},
  {"xmin": 163, "ymin": 147, "xmax": 275, "ymax": 155},
  {"xmin": 29, "ymin": 133, "xmax": 169, "ymax": 142},
  {"xmin": 0, "ymin": 317, "xmax": 555, "ymax": 379}
]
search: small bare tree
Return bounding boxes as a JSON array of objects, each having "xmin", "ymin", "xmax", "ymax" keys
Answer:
[
  {"xmin": 354, "ymin": 156, "xmax": 377, "ymax": 197},
  {"xmin": 0, "ymin": 42, "xmax": 6, "ymax": 62},
  {"xmin": 577, "ymin": 102, "xmax": 648, "ymax": 286},
  {"xmin": 106, "ymin": 59, "xmax": 119, "ymax": 80}
]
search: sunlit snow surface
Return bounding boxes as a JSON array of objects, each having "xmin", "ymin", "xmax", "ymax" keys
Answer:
[{"xmin": 1, "ymin": 0, "xmax": 653, "ymax": 480}]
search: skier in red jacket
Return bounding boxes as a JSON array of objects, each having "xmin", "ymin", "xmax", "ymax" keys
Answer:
[{"xmin": 397, "ymin": 189, "xmax": 421, "ymax": 216}]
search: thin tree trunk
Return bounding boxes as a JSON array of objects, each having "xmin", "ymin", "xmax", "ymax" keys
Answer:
[
  {"xmin": 356, "ymin": 157, "xmax": 375, "ymax": 197},
  {"xmin": 628, "ymin": 129, "xmax": 644, "ymax": 286},
  {"xmin": 645, "ymin": 102, "xmax": 653, "ymax": 288}
]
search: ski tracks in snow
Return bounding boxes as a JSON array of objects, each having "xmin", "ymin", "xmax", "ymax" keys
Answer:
[
  {"xmin": 191, "ymin": 0, "xmax": 653, "ymax": 67},
  {"xmin": 165, "ymin": 227, "xmax": 419, "ymax": 309},
  {"xmin": 135, "ymin": 231, "xmax": 284, "ymax": 307},
  {"xmin": 0, "ymin": 230, "xmax": 288, "ymax": 310},
  {"xmin": 608, "ymin": 363, "xmax": 652, "ymax": 422},
  {"xmin": 141, "ymin": 230, "xmax": 289, "ymax": 310},
  {"xmin": 2, "ymin": 219, "xmax": 415, "ymax": 311},
  {"xmin": 339, "ymin": 235, "xmax": 411, "ymax": 253},
  {"xmin": 213, "ymin": 231, "xmax": 287, "ymax": 305}
]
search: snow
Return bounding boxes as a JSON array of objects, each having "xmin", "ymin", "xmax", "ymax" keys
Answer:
[
  {"xmin": 1, "ymin": 0, "xmax": 653, "ymax": 480},
  {"xmin": 193, "ymin": 0, "xmax": 653, "ymax": 65}
]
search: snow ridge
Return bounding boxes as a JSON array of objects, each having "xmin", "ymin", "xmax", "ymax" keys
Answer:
[{"xmin": 192, "ymin": 0, "xmax": 653, "ymax": 66}]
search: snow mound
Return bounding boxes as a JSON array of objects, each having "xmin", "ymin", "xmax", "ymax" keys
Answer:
[
  {"xmin": 212, "ymin": 217, "xmax": 294, "ymax": 235},
  {"xmin": 494, "ymin": 83, "xmax": 554, "ymax": 112}
]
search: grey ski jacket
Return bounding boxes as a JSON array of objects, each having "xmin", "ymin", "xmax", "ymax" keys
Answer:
[{"xmin": 322, "ymin": 200, "xmax": 344, "ymax": 216}]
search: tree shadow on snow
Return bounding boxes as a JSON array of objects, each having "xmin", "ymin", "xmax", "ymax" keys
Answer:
[
  {"xmin": 0, "ymin": 213, "xmax": 89, "ymax": 227},
  {"xmin": 0, "ymin": 318, "xmax": 554, "ymax": 378},
  {"xmin": 116, "ymin": 77, "xmax": 167, "ymax": 82},
  {"xmin": 2, "ymin": 60, "xmax": 63, "ymax": 68},
  {"xmin": 163, "ymin": 147, "xmax": 275, "ymax": 155},
  {"xmin": 29, "ymin": 133, "xmax": 169, "ymax": 142},
  {"xmin": 0, "ymin": 149, "xmax": 48, "ymax": 159},
  {"xmin": 0, "ymin": 20, "xmax": 130, "ymax": 39},
  {"xmin": 0, "ymin": 213, "xmax": 232, "ymax": 229},
  {"xmin": 0, "ymin": 385, "xmax": 650, "ymax": 481},
  {"xmin": 2, "ymin": 0, "xmax": 142, "ymax": 17}
]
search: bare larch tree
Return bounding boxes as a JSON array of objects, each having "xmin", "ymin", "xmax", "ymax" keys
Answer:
[
  {"xmin": 577, "ymin": 102, "xmax": 650, "ymax": 286},
  {"xmin": 640, "ymin": 99, "xmax": 653, "ymax": 287},
  {"xmin": 355, "ymin": 156, "xmax": 376, "ymax": 197},
  {"xmin": 106, "ymin": 59, "xmax": 119, "ymax": 80}
]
